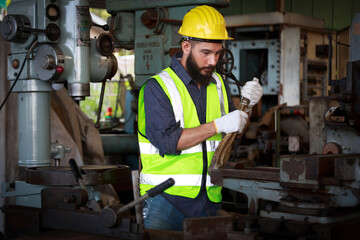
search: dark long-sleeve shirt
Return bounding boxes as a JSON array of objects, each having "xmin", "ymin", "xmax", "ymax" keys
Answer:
[{"xmin": 143, "ymin": 52, "xmax": 236, "ymax": 218}]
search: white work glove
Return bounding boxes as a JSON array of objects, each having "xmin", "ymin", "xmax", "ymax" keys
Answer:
[
  {"xmin": 241, "ymin": 77, "xmax": 263, "ymax": 107},
  {"xmin": 213, "ymin": 110, "xmax": 248, "ymax": 134}
]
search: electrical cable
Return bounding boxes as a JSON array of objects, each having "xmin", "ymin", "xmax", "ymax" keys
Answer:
[
  {"xmin": 0, "ymin": 57, "xmax": 27, "ymax": 111},
  {"xmin": 332, "ymin": 39, "xmax": 350, "ymax": 48},
  {"xmin": 0, "ymin": 40, "xmax": 38, "ymax": 111}
]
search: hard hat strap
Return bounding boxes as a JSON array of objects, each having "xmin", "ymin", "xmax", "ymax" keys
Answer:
[{"xmin": 179, "ymin": 36, "xmax": 224, "ymax": 46}]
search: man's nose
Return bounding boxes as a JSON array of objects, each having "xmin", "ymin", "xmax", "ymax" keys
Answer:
[{"xmin": 208, "ymin": 55, "xmax": 217, "ymax": 66}]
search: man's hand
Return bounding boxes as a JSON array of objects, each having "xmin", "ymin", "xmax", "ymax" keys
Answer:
[
  {"xmin": 213, "ymin": 110, "xmax": 248, "ymax": 134},
  {"xmin": 241, "ymin": 77, "xmax": 263, "ymax": 107}
]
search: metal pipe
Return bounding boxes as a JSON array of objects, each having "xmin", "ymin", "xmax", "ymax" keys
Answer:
[
  {"xmin": 67, "ymin": 0, "xmax": 91, "ymax": 100},
  {"xmin": 18, "ymin": 91, "xmax": 51, "ymax": 167},
  {"xmin": 328, "ymin": 33, "xmax": 333, "ymax": 94}
]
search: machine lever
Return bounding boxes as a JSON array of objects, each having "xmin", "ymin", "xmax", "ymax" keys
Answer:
[
  {"xmin": 94, "ymin": 78, "xmax": 107, "ymax": 129},
  {"xmin": 69, "ymin": 159, "xmax": 87, "ymax": 192},
  {"xmin": 100, "ymin": 178, "xmax": 175, "ymax": 227},
  {"xmin": 116, "ymin": 178, "xmax": 174, "ymax": 215}
]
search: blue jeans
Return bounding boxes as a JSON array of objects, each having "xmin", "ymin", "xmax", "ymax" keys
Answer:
[{"xmin": 143, "ymin": 194, "xmax": 185, "ymax": 231}]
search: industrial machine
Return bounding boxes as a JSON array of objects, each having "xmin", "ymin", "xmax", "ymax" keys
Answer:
[
  {"xmin": 0, "ymin": 0, "xmax": 232, "ymax": 239},
  {"xmin": 1, "ymin": 0, "xmax": 360, "ymax": 239}
]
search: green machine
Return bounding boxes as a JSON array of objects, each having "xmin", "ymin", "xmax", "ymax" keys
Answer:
[
  {"xmin": 0, "ymin": 0, "xmax": 118, "ymax": 207},
  {"xmin": 106, "ymin": 0, "xmax": 230, "ymax": 87}
]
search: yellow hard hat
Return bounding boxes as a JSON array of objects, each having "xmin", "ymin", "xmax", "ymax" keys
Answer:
[{"xmin": 178, "ymin": 5, "xmax": 233, "ymax": 41}]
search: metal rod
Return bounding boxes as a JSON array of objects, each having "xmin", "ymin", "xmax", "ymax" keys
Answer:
[
  {"xmin": 328, "ymin": 33, "xmax": 333, "ymax": 94},
  {"xmin": 131, "ymin": 170, "xmax": 142, "ymax": 225}
]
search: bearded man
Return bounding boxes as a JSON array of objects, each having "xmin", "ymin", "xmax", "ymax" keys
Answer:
[{"xmin": 137, "ymin": 5, "xmax": 263, "ymax": 231}]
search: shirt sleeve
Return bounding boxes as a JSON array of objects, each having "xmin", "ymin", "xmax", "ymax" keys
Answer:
[
  {"xmin": 143, "ymin": 78, "xmax": 183, "ymax": 157},
  {"xmin": 224, "ymin": 80, "xmax": 237, "ymax": 112}
]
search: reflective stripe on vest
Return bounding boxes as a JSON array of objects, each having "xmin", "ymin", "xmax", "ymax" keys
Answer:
[
  {"xmin": 139, "ymin": 140, "xmax": 221, "ymax": 155},
  {"xmin": 140, "ymin": 173, "xmax": 215, "ymax": 187}
]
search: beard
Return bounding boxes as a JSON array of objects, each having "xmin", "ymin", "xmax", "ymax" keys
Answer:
[{"xmin": 186, "ymin": 51, "xmax": 215, "ymax": 86}]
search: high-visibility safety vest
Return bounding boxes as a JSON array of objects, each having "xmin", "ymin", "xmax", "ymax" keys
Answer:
[{"xmin": 138, "ymin": 67, "xmax": 229, "ymax": 203}]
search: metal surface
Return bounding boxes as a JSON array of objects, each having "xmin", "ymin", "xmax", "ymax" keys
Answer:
[
  {"xmin": 111, "ymin": 12, "xmax": 135, "ymax": 49},
  {"xmin": 223, "ymin": 178, "xmax": 282, "ymax": 214},
  {"xmin": 109, "ymin": 2, "xmax": 225, "ymax": 87},
  {"xmin": 335, "ymin": 156, "xmax": 360, "ymax": 181},
  {"xmin": 0, "ymin": 15, "xmax": 31, "ymax": 43},
  {"xmin": 228, "ymin": 39, "xmax": 280, "ymax": 95},
  {"xmin": 34, "ymin": 44, "xmax": 65, "ymax": 81},
  {"xmin": 183, "ymin": 211, "xmax": 233, "ymax": 240},
  {"xmin": 323, "ymin": 142, "xmax": 342, "ymax": 154},
  {"xmin": 42, "ymin": 208, "xmax": 142, "ymax": 239},
  {"xmin": 218, "ymin": 153, "xmax": 360, "ymax": 220},
  {"xmin": 106, "ymin": 0, "xmax": 229, "ymax": 12},
  {"xmin": 67, "ymin": 82, "xmax": 90, "ymax": 100},
  {"xmin": 25, "ymin": 165, "xmax": 130, "ymax": 186},
  {"xmin": 309, "ymin": 97, "xmax": 328, "ymax": 154},
  {"xmin": 224, "ymin": 12, "xmax": 324, "ymax": 30},
  {"xmin": 279, "ymin": 154, "xmax": 354, "ymax": 187},
  {"xmin": 280, "ymin": 26, "xmax": 301, "ymax": 106},
  {"xmin": 41, "ymin": 188, "xmax": 88, "ymax": 210},
  {"xmin": 326, "ymin": 124, "xmax": 360, "ymax": 153},
  {"xmin": 17, "ymin": 91, "xmax": 51, "ymax": 167},
  {"xmin": 90, "ymin": 38, "xmax": 118, "ymax": 82},
  {"xmin": 260, "ymin": 209, "xmax": 360, "ymax": 224},
  {"xmin": 1, "ymin": 181, "xmax": 44, "ymax": 208},
  {"xmin": 131, "ymin": 170, "xmax": 142, "ymax": 225}
]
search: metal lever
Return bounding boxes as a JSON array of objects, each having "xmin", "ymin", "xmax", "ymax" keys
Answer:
[
  {"xmin": 100, "ymin": 178, "xmax": 175, "ymax": 227},
  {"xmin": 68, "ymin": 159, "xmax": 87, "ymax": 193},
  {"xmin": 94, "ymin": 78, "xmax": 107, "ymax": 129}
]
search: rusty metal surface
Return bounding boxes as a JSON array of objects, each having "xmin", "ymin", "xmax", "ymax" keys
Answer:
[
  {"xmin": 183, "ymin": 215, "xmax": 233, "ymax": 240},
  {"xmin": 41, "ymin": 188, "xmax": 88, "ymax": 210},
  {"xmin": 335, "ymin": 156, "xmax": 360, "ymax": 181},
  {"xmin": 223, "ymin": 178, "xmax": 283, "ymax": 214},
  {"xmin": 220, "ymin": 167, "xmax": 279, "ymax": 181},
  {"xmin": 26, "ymin": 165, "xmax": 130, "ymax": 186},
  {"xmin": 42, "ymin": 208, "xmax": 142, "ymax": 239},
  {"xmin": 280, "ymin": 154, "xmax": 336, "ymax": 187},
  {"xmin": 210, "ymin": 165, "xmax": 279, "ymax": 185},
  {"xmin": 224, "ymin": 12, "xmax": 324, "ymax": 30},
  {"xmin": 322, "ymin": 142, "xmax": 342, "ymax": 154},
  {"xmin": 260, "ymin": 208, "xmax": 360, "ymax": 224},
  {"xmin": 280, "ymin": 154, "xmax": 360, "ymax": 188},
  {"xmin": 144, "ymin": 229, "xmax": 183, "ymax": 240}
]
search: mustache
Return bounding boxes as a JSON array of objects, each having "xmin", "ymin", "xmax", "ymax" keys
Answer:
[{"xmin": 200, "ymin": 65, "xmax": 215, "ymax": 71}]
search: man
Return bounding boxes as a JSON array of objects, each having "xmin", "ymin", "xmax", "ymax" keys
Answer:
[{"xmin": 137, "ymin": 5, "xmax": 262, "ymax": 231}]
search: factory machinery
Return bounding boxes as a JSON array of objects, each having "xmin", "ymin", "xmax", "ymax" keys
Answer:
[{"xmin": 1, "ymin": 0, "xmax": 360, "ymax": 239}]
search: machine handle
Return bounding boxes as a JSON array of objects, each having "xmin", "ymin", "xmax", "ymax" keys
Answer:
[
  {"xmin": 100, "ymin": 178, "xmax": 175, "ymax": 227},
  {"xmin": 147, "ymin": 178, "xmax": 175, "ymax": 197},
  {"xmin": 69, "ymin": 158, "xmax": 83, "ymax": 181}
]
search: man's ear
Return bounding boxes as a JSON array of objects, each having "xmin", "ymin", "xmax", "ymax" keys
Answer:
[{"xmin": 182, "ymin": 41, "xmax": 191, "ymax": 55}]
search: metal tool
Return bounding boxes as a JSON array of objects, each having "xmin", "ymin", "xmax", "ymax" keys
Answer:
[
  {"xmin": 69, "ymin": 159, "xmax": 88, "ymax": 193},
  {"xmin": 100, "ymin": 178, "xmax": 175, "ymax": 227}
]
